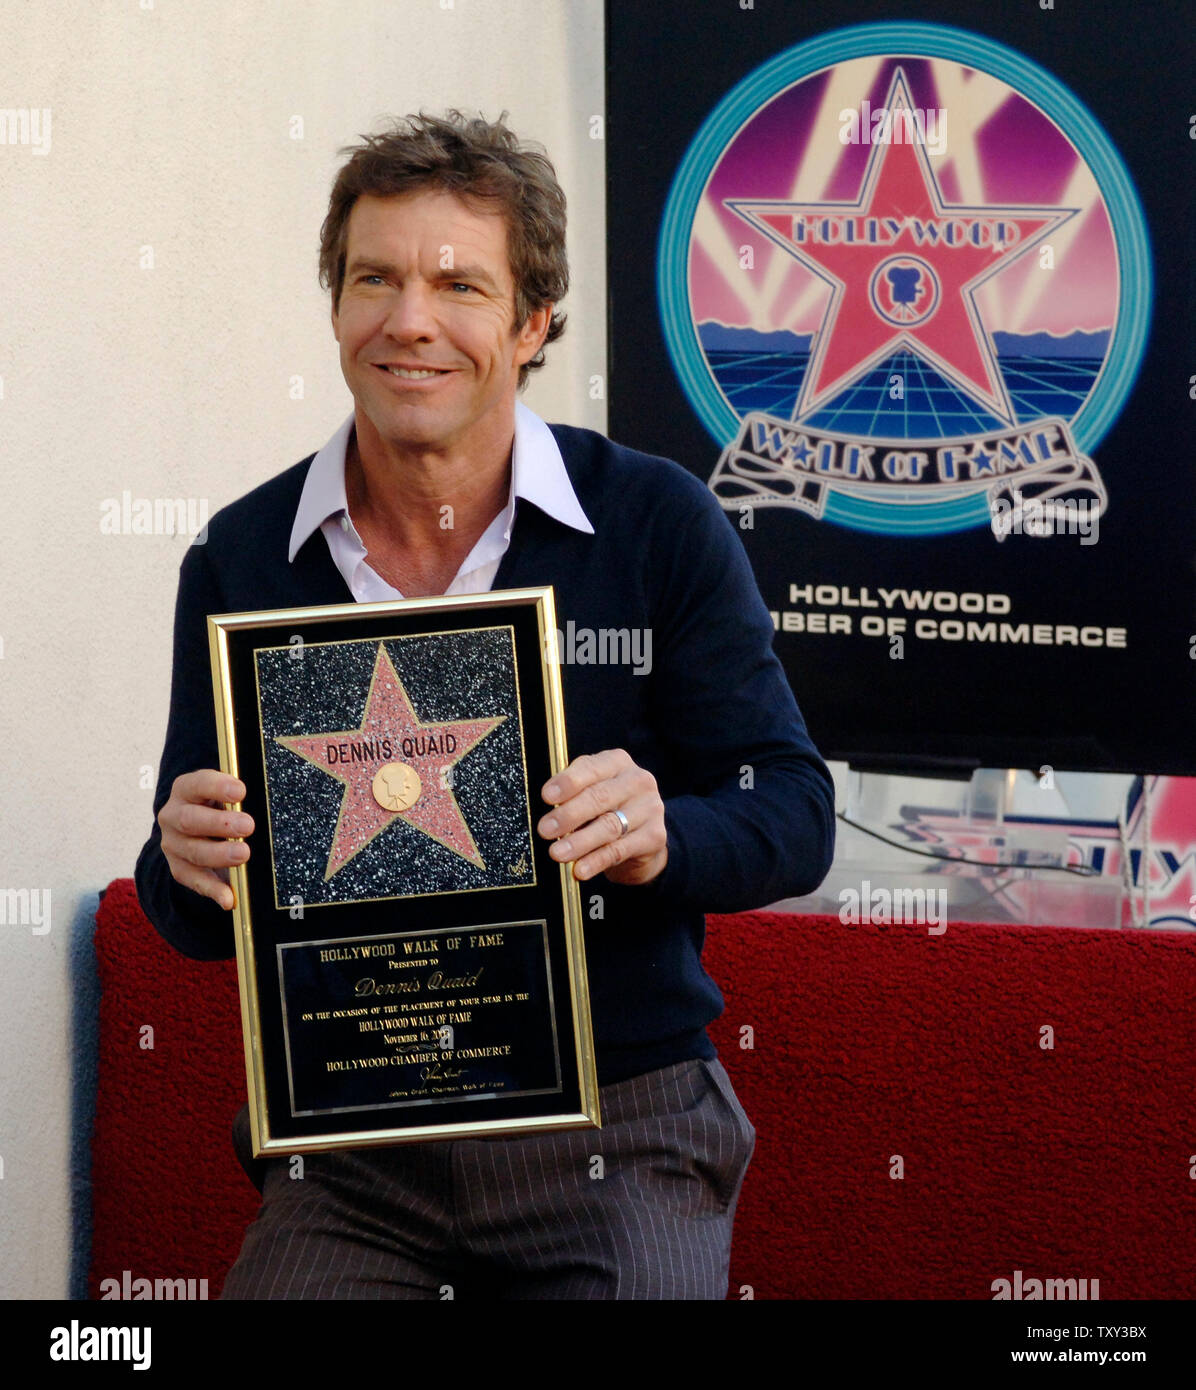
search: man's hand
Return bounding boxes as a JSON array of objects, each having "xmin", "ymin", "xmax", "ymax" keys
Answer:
[
  {"xmin": 537, "ymin": 749, "xmax": 667, "ymax": 886},
  {"xmin": 158, "ymin": 770, "xmax": 255, "ymax": 911}
]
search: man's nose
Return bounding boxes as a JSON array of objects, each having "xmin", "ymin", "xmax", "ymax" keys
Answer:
[{"xmin": 382, "ymin": 282, "xmax": 439, "ymax": 340}]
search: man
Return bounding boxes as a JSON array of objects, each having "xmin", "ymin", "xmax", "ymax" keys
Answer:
[{"xmin": 136, "ymin": 111, "xmax": 836, "ymax": 1300}]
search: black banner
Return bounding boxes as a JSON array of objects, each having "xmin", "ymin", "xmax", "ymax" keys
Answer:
[{"xmin": 607, "ymin": 0, "xmax": 1196, "ymax": 774}]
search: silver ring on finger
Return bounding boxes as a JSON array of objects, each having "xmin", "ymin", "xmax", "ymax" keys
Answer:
[{"xmin": 613, "ymin": 808, "xmax": 631, "ymax": 838}]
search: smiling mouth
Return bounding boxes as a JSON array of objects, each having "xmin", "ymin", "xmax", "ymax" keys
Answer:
[{"xmin": 377, "ymin": 365, "xmax": 452, "ymax": 380}]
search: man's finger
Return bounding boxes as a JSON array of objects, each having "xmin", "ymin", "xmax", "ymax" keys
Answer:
[
  {"xmin": 178, "ymin": 864, "xmax": 236, "ymax": 911},
  {"xmin": 539, "ymin": 765, "xmax": 642, "ymax": 839},
  {"xmin": 174, "ymin": 769, "xmax": 247, "ymax": 805},
  {"xmin": 171, "ymin": 801, "xmax": 254, "ymax": 840},
  {"xmin": 547, "ymin": 797, "xmax": 642, "ymax": 862},
  {"xmin": 164, "ymin": 832, "xmax": 251, "ymax": 870},
  {"xmin": 571, "ymin": 825, "xmax": 665, "ymax": 882},
  {"xmin": 541, "ymin": 749, "xmax": 630, "ymax": 807}
]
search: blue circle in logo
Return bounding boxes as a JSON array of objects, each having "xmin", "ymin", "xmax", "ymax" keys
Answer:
[{"xmin": 658, "ymin": 22, "xmax": 1152, "ymax": 535}]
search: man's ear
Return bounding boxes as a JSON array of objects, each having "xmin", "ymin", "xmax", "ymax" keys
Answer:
[
  {"xmin": 515, "ymin": 303, "xmax": 553, "ymax": 366},
  {"xmin": 330, "ymin": 299, "xmax": 341, "ymax": 342}
]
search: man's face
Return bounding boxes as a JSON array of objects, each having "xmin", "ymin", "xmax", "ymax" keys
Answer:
[{"xmin": 331, "ymin": 190, "xmax": 549, "ymax": 459}]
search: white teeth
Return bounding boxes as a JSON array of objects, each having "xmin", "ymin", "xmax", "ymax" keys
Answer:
[{"xmin": 385, "ymin": 367, "xmax": 443, "ymax": 379}]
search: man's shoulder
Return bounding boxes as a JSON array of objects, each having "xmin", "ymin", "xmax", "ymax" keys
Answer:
[
  {"xmin": 546, "ymin": 422, "xmax": 719, "ymax": 519},
  {"xmin": 202, "ymin": 454, "xmax": 316, "ymax": 555}
]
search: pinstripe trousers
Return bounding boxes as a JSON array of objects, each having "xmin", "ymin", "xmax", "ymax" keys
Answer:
[{"xmin": 220, "ymin": 1057, "xmax": 755, "ymax": 1300}]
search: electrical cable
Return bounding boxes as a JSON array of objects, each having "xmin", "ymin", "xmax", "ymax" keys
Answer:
[{"xmin": 836, "ymin": 811, "xmax": 1100, "ymax": 876}]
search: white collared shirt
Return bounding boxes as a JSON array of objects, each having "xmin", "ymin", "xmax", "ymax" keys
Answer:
[{"xmin": 287, "ymin": 401, "xmax": 594, "ymax": 600}]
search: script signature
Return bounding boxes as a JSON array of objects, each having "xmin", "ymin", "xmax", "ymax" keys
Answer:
[{"xmin": 415, "ymin": 1061, "xmax": 467, "ymax": 1090}]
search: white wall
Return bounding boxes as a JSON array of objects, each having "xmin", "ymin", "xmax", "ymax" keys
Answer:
[{"xmin": 0, "ymin": 0, "xmax": 606, "ymax": 1300}]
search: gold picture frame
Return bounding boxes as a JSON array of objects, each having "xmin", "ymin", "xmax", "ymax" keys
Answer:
[{"xmin": 208, "ymin": 587, "xmax": 599, "ymax": 1156}]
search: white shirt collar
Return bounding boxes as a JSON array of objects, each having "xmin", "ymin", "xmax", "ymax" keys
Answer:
[{"xmin": 287, "ymin": 400, "xmax": 593, "ymax": 563}]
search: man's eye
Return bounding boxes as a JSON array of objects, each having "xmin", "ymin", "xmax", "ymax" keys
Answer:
[
  {"xmin": 360, "ymin": 274, "xmax": 386, "ymax": 285},
  {"xmin": 449, "ymin": 282, "xmax": 475, "ymax": 293}
]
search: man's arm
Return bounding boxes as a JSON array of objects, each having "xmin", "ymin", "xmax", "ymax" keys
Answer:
[
  {"xmin": 612, "ymin": 481, "xmax": 834, "ymax": 912},
  {"xmin": 134, "ymin": 543, "xmax": 242, "ymax": 961}
]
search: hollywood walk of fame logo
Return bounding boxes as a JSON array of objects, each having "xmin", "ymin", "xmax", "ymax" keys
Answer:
[
  {"xmin": 255, "ymin": 627, "xmax": 534, "ymax": 907},
  {"xmin": 658, "ymin": 24, "xmax": 1152, "ymax": 536}
]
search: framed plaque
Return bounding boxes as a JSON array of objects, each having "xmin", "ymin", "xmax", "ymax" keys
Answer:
[{"xmin": 208, "ymin": 587, "xmax": 599, "ymax": 1156}]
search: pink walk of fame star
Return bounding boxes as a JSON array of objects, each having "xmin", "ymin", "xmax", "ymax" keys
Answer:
[{"xmin": 276, "ymin": 642, "xmax": 506, "ymax": 880}]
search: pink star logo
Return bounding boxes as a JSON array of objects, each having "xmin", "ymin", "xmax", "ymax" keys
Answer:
[{"xmin": 727, "ymin": 68, "xmax": 1076, "ymax": 426}]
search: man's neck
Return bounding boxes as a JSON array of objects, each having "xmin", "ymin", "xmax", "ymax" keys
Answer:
[
  {"xmin": 346, "ymin": 411, "xmax": 514, "ymax": 556},
  {"xmin": 343, "ymin": 408, "xmax": 517, "ymax": 597}
]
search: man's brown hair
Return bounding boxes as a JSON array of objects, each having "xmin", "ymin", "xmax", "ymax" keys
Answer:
[{"xmin": 319, "ymin": 111, "xmax": 568, "ymax": 387}]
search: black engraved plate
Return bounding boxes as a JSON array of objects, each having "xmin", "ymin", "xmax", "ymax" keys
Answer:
[{"xmin": 278, "ymin": 921, "xmax": 560, "ymax": 1116}]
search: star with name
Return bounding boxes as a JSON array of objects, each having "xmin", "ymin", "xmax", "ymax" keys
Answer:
[
  {"xmin": 276, "ymin": 642, "xmax": 506, "ymax": 880},
  {"xmin": 726, "ymin": 68, "xmax": 1075, "ymax": 427}
]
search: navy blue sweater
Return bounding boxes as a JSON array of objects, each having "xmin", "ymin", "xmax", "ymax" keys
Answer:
[{"xmin": 135, "ymin": 424, "xmax": 836, "ymax": 1083}]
